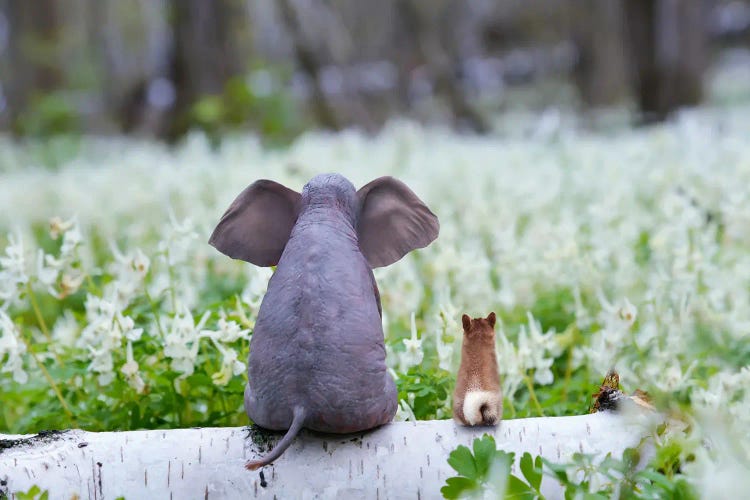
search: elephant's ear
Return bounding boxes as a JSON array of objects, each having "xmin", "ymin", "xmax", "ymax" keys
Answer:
[
  {"xmin": 209, "ymin": 180, "xmax": 301, "ymax": 266},
  {"xmin": 356, "ymin": 176, "xmax": 439, "ymax": 268}
]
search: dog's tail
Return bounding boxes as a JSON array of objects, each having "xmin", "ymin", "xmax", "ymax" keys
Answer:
[
  {"xmin": 245, "ymin": 406, "xmax": 306, "ymax": 470},
  {"xmin": 463, "ymin": 391, "xmax": 502, "ymax": 426}
]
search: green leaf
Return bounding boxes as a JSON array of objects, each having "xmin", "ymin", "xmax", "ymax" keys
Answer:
[
  {"xmin": 673, "ymin": 478, "xmax": 699, "ymax": 500},
  {"xmin": 622, "ymin": 447, "xmax": 641, "ymax": 469},
  {"xmin": 441, "ymin": 476, "xmax": 478, "ymax": 499},
  {"xmin": 447, "ymin": 445, "xmax": 478, "ymax": 480},
  {"xmin": 563, "ymin": 487, "xmax": 578, "ymax": 500},
  {"xmin": 541, "ymin": 457, "xmax": 568, "ymax": 483},
  {"xmin": 472, "ymin": 435, "xmax": 497, "ymax": 478},
  {"xmin": 637, "ymin": 469, "xmax": 674, "ymax": 490},
  {"xmin": 14, "ymin": 485, "xmax": 47, "ymax": 500},
  {"xmin": 520, "ymin": 452, "xmax": 543, "ymax": 491},
  {"xmin": 534, "ymin": 456, "xmax": 543, "ymax": 484},
  {"xmin": 486, "ymin": 450, "xmax": 516, "ymax": 494},
  {"xmin": 505, "ymin": 475, "xmax": 537, "ymax": 500},
  {"xmin": 582, "ymin": 494, "xmax": 609, "ymax": 500}
]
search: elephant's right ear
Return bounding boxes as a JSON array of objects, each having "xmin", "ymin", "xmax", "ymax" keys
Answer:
[{"xmin": 209, "ymin": 180, "xmax": 301, "ymax": 267}]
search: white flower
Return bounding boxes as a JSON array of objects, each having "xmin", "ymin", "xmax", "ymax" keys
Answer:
[
  {"xmin": 400, "ymin": 312, "xmax": 423, "ymax": 369},
  {"xmin": 79, "ymin": 294, "xmax": 119, "ymax": 348},
  {"xmin": 121, "ymin": 341, "xmax": 145, "ymax": 393},
  {"xmin": 618, "ymin": 298, "xmax": 637, "ymax": 327},
  {"xmin": 49, "ymin": 216, "xmax": 74, "ymax": 240},
  {"xmin": 158, "ymin": 213, "xmax": 199, "ymax": 266},
  {"xmin": 511, "ymin": 313, "xmax": 558, "ymax": 387},
  {"xmin": 210, "ymin": 342, "xmax": 245, "ymax": 386},
  {"xmin": 0, "ymin": 311, "xmax": 28, "ymax": 384},
  {"xmin": 394, "ymin": 399, "xmax": 416, "ymax": 422},
  {"xmin": 88, "ymin": 345, "xmax": 114, "ymax": 385},
  {"xmin": 51, "ymin": 310, "xmax": 79, "ymax": 348},
  {"xmin": 118, "ymin": 314, "xmax": 143, "ymax": 342},
  {"xmin": 121, "ymin": 345, "xmax": 139, "ymax": 377},
  {"xmin": 36, "ymin": 250, "xmax": 59, "ymax": 287},
  {"xmin": 201, "ymin": 317, "xmax": 250, "ymax": 343},
  {"xmin": 58, "ymin": 272, "xmax": 84, "ymax": 298},
  {"xmin": 108, "ymin": 244, "xmax": 151, "ymax": 309},
  {"xmin": 163, "ymin": 307, "xmax": 210, "ymax": 378},
  {"xmin": 0, "ymin": 234, "xmax": 28, "ymax": 305},
  {"xmin": 132, "ymin": 249, "xmax": 150, "ymax": 277},
  {"xmin": 241, "ymin": 267, "xmax": 273, "ymax": 310},
  {"xmin": 59, "ymin": 220, "xmax": 82, "ymax": 256},
  {"xmin": 496, "ymin": 326, "xmax": 523, "ymax": 401}
]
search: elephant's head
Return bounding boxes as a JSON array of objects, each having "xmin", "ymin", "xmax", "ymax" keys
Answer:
[{"xmin": 209, "ymin": 173, "xmax": 439, "ymax": 268}]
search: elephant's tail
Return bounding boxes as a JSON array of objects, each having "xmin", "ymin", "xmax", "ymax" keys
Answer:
[{"xmin": 245, "ymin": 406, "xmax": 306, "ymax": 471}]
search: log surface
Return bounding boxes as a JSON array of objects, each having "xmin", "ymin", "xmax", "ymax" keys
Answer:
[{"xmin": 0, "ymin": 413, "xmax": 654, "ymax": 500}]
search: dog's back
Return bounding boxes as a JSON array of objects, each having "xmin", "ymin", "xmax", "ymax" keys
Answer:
[{"xmin": 453, "ymin": 313, "xmax": 502, "ymax": 426}]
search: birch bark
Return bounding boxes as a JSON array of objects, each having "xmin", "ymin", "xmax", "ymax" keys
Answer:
[{"xmin": 0, "ymin": 412, "xmax": 657, "ymax": 500}]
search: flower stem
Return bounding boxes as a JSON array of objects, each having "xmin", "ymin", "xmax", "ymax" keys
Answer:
[
  {"xmin": 563, "ymin": 348, "xmax": 574, "ymax": 402},
  {"xmin": 144, "ymin": 287, "xmax": 165, "ymax": 338},
  {"xmin": 505, "ymin": 396, "xmax": 517, "ymax": 419},
  {"xmin": 26, "ymin": 282, "xmax": 51, "ymax": 342},
  {"xmin": 165, "ymin": 249, "xmax": 177, "ymax": 313},
  {"xmin": 524, "ymin": 373, "xmax": 544, "ymax": 417},
  {"xmin": 18, "ymin": 330, "xmax": 77, "ymax": 426},
  {"xmin": 26, "ymin": 282, "xmax": 65, "ymax": 367},
  {"xmin": 85, "ymin": 273, "xmax": 99, "ymax": 294},
  {"xmin": 235, "ymin": 296, "xmax": 254, "ymax": 329}
]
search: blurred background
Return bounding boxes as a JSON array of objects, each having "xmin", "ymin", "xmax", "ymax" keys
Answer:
[{"xmin": 0, "ymin": 0, "xmax": 748, "ymax": 144}]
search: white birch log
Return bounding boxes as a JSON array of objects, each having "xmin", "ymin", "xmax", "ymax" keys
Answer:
[{"xmin": 0, "ymin": 412, "xmax": 658, "ymax": 500}]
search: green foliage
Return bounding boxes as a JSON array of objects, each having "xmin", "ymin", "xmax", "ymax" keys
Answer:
[
  {"xmin": 396, "ymin": 366, "xmax": 453, "ymax": 419},
  {"xmin": 441, "ymin": 435, "xmax": 544, "ymax": 499},
  {"xmin": 15, "ymin": 93, "xmax": 80, "ymax": 137},
  {"xmin": 442, "ymin": 436, "xmax": 699, "ymax": 500},
  {"xmin": 0, "ymin": 220, "xmax": 255, "ymax": 433},
  {"xmin": 542, "ymin": 448, "xmax": 699, "ymax": 500},
  {"xmin": 13, "ymin": 485, "xmax": 49, "ymax": 500},
  {"xmin": 189, "ymin": 65, "xmax": 304, "ymax": 146}
]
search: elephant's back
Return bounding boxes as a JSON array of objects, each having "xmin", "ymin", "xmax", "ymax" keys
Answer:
[{"xmin": 245, "ymin": 227, "xmax": 396, "ymax": 432}]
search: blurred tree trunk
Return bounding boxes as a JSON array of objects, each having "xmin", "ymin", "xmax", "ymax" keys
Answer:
[
  {"xmin": 89, "ymin": 0, "xmax": 174, "ymax": 135},
  {"xmin": 623, "ymin": 0, "xmax": 710, "ymax": 123},
  {"xmin": 397, "ymin": 0, "xmax": 488, "ymax": 134},
  {"xmin": 571, "ymin": 0, "xmax": 629, "ymax": 107},
  {"xmin": 276, "ymin": 0, "xmax": 341, "ymax": 131},
  {"xmin": 5, "ymin": 0, "xmax": 63, "ymax": 131},
  {"xmin": 166, "ymin": 0, "xmax": 246, "ymax": 139}
]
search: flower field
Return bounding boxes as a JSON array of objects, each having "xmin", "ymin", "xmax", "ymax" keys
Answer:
[{"xmin": 1, "ymin": 104, "xmax": 750, "ymax": 496}]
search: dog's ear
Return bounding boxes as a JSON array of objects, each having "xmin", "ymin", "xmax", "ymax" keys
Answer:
[{"xmin": 486, "ymin": 312, "xmax": 496, "ymax": 328}]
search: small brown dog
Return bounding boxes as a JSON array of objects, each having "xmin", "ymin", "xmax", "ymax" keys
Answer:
[{"xmin": 453, "ymin": 312, "xmax": 502, "ymax": 426}]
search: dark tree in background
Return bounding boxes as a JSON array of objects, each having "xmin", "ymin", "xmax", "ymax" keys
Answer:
[
  {"xmin": 570, "ymin": 0, "xmax": 630, "ymax": 107},
  {"xmin": 571, "ymin": 0, "xmax": 711, "ymax": 121},
  {"xmin": 395, "ymin": 0, "xmax": 489, "ymax": 133},
  {"xmin": 0, "ymin": 0, "xmax": 745, "ymax": 139},
  {"xmin": 276, "ymin": 0, "xmax": 341, "ymax": 131},
  {"xmin": 623, "ymin": 0, "xmax": 710, "ymax": 123},
  {"xmin": 4, "ymin": 0, "xmax": 63, "ymax": 131},
  {"xmin": 167, "ymin": 0, "xmax": 247, "ymax": 139}
]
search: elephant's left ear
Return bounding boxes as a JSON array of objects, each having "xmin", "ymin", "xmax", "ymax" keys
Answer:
[
  {"xmin": 209, "ymin": 180, "xmax": 301, "ymax": 266},
  {"xmin": 356, "ymin": 176, "xmax": 439, "ymax": 268}
]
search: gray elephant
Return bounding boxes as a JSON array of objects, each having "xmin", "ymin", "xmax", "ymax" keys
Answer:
[{"xmin": 209, "ymin": 173, "xmax": 439, "ymax": 470}]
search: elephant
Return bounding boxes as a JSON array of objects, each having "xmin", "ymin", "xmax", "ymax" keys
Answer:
[{"xmin": 209, "ymin": 173, "xmax": 439, "ymax": 469}]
